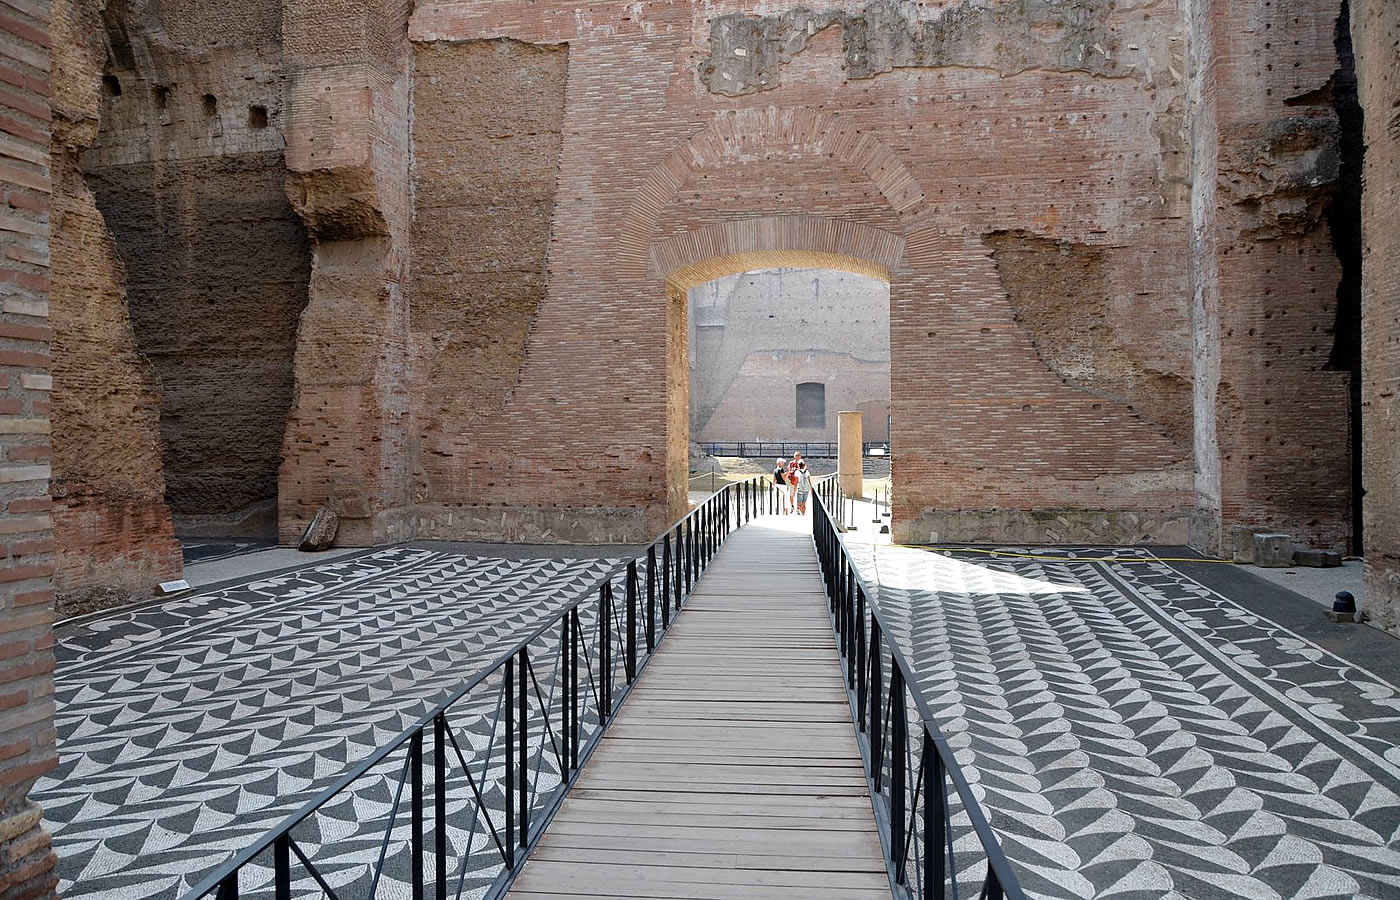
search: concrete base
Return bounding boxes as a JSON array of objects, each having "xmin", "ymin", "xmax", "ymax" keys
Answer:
[
  {"xmin": 893, "ymin": 508, "xmax": 1192, "ymax": 547},
  {"xmin": 411, "ymin": 503, "xmax": 654, "ymax": 544}
]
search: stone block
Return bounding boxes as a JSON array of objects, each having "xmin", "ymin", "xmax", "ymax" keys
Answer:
[
  {"xmin": 1252, "ymin": 533, "xmax": 1294, "ymax": 567},
  {"xmin": 298, "ymin": 506, "xmax": 339, "ymax": 552},
  {"xmin": 1232, "ymin": 525, "xmax": 1266, "ymax": 563},
  {"xmin": 1293, "ymin": 548, "xmax": 1342, "ymax": 568}
]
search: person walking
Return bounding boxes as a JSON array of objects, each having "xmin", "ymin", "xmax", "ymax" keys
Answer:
[
  {"xmin": 786, "ymin": 459, "xmax": 799, "ymax": 515},
  {"xmin": 794, "ymin": 460, "xmax": 812, "ymax": 514},
  {"xmin": 772, "ymin": 458, "xmax": 789, "ymax": 513}
]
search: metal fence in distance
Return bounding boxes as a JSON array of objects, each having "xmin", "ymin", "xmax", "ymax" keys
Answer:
[
  {"xmin": 699, "ymin": 440, "xmax": 891, "ymax": 459},
  {"xmin": 812, "ymin": 478, "xmax": 1026, "ymax": 900}
]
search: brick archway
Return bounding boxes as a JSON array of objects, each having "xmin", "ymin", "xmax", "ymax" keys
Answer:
[
  {"xmin": 619, "ymin": 107, "xmax": 928, "ymax": 279},
  {"xmin": 650, "ymin": 216, "xmax": 905, "ymax": 288}
]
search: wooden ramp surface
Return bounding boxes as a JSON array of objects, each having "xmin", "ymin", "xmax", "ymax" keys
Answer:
[{"xmin": 507, "ymin": 515, "xmax": 888, "ymax": 899}]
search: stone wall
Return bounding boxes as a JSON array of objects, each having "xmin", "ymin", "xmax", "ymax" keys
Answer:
[
  {"xmin": 36, "ymin": 0, "xmax": 1360, "ymax": 558},
  {"xmin": 409, "ymin": 38, "xmax": 571, "ymax": 538},
  {"xmin": 1186, "ymin": 0, "xmax": 1353, "ymax": 557},
  {"xmin": 0, "ymin": 0, "xmax": 58, "ymax": 895},
  {"xmin": 49, "ymin": 0, "xmax": 181, "ymax": 600},
  {"xmin": 81, "ymin": 0, "xmax": 309, "ymax": 539},
  {"xmin": 689, "ymin": 268, "xmax": 889, "ymax": 443},
  {"xmin": 276, "ymin": 0, "xmax": 416, "ymax": 547},
  {"xmin": 412, "ymin": 0, "xmax": 1203, "ymax": 545},
  {"xmin": 1351, "ymin": 0, "xmax": 1400, "ymax": 629}
]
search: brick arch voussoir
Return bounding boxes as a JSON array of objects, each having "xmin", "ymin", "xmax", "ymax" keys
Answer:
[
  {"xmin": 650, "ymin": 216, "xmax": 906, "ymax": 289},
  {"xmin": 620, "ymin": 108, "xmax": 928, "ymax": 279}
]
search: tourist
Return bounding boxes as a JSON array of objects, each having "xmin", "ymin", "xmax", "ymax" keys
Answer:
[
  {"xmin": 772, "ymin": 458, "xmax": 788, "ymax": 513},
  {"xmin": 787, "ymin": 459, "xmax": 799, "ymax": 513},
  {"xmin": 795, "ymin": 460, "xmax": 811, "ymax": 514}
]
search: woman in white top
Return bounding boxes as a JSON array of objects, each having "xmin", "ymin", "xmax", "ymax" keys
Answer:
[{"xmin": 794, "ymin": 461, "xmax": 812, "ymax": 514}]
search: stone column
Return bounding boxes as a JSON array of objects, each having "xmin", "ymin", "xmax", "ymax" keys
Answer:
[
  {"xmin": 1352, "ymin": 0, "xmax": 1400, "ymax": 631},
  {"xmin": 838, "ymin": 411, "xmax": 863, "ymax": 498}
]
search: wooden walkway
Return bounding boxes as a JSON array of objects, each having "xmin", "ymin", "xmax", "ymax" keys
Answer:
[{"xmin": 508, "ymin": 515, "xmax": 889, "ymax": 899}]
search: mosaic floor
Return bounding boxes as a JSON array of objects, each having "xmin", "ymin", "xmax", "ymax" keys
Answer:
[
  {"xmin": 36, "ymin": 547, "xmax": 624, "ymax": 900},
  {"xmin": 850, "ymin": 544, "xmax": 1400, "ymax": 900}
]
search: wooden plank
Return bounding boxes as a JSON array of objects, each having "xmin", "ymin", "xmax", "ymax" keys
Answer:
[{"xmin": 507, "ymin": 517, "xmax": 887, "ymax": 899}]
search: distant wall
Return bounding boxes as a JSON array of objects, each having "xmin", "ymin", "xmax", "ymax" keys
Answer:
[{"xmin": 689, "ymin": 269, "xmax": 889, "ymax": 443}]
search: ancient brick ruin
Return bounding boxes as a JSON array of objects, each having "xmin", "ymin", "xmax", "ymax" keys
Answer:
[
  {"xmin": 30, "ymin": 0, "xmax": 1394, "ymax": 582},
  {"xmin": 0, "ymin": 0, "xmax": 1393, "ymax": 891}
]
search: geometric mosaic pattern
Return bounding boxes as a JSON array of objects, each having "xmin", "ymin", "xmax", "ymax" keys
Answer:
[
  {"xmin": 35, "ymin": 547, "xmax": 622, "ymax": 900},
  {"xmin": 851, "ymin": 544, "xmax": 1400, "ymax": 899}
]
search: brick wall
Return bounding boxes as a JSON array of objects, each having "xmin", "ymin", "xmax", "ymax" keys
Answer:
[
  {"xmin": 689, "ymin": 268, "xmax": 890, "ymax": 443},
  {"xmin": 0, "ymin": 0, "xmax": 58, "ymax": 894},
  {"xmin": 1351, "ymin": 0, "xmax": 1400, "ymax": 629},
  {"xmin": 406, "ymin": 0, "xmax": 1209, "ymax": 545},
  {"xmin": 1188, "ymin": 0, "xmax": 1353, "ymax": 557}
]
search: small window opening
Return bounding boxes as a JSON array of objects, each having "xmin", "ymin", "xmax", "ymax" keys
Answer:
[
  {"xmin": 153, "ymin": 85, "xmax": 170, "ymax": 109},
  {"xmin": 202, "ymin": 94, "xmax": 218, "ymax": 116},
  {"xmin": 796, "ymin": 382, "xmax": 826, "ymax": 430},
  {"xmin": 102, "ymin": 75, "xmax": 122, "ymax": 97},
  {"xmin": 248, "ymin": 105, "xmax": 268, "ymax": 128}
]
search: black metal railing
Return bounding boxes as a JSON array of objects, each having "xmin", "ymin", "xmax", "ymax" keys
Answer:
[
  {"xmin": 182, "ymin": 476, "xmax": 777, "ymax": 900},
  {"xmin": 700, "ymin": 440, "xmax": 891, "ymax": 459},
  {"xmin": 812, "ymin": 482, "xmax": 1026, "ymax": 900}
]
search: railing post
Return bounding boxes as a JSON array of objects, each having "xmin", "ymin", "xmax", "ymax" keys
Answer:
[
  {"xmin": 569, "ymin": 608, "xmax": 580, "ymax": 769},
  {"xmin": 216, "ymin": 874, "xmax": 239, "ymax": 900},
  {"xmin": 434, "ymin": 714, "xmax": 447, "ymax": 896},
  {"xmin": 663, "ymin": 532, "xmax": 674, "ymax": 627},
  {"xmin": 625, "ymin": 560, "xmax": 638, "ymax": 683},
  {"xmin": 856, "ymin": 587, "xmax": 868, "ymax": 730},
  {"xmin": 845, "ymin": 565, "xmax": 857, "ymax": 689},
  {"xmin": 870, "ymin": 622, "xmax": 883, "ymax": 790},
  {"xmin": 928, "ymin": 733, "xmax": 945, "ymax": 900},
  {"xmin": 646, "ymin": 545, "xmax": 657, "ymax": 653},
  {"xmin": 410, "ymin": 729, "xmax": 424, "ymax": 900},
  {"xmin": 600, "ymin": 584, "xmax": 612, "ymax": 718},
  {"xmin": 559, "ymin": 620, "xmax": 572, "ymax": 776},
  {"xmin": 505, "ymin": 654, "xmax": 515, "ymax": 863},
  {"xmin": 517, "ymin": 647, "xmax": 528, "ymax": 850},
  {"xmin": 891, "ymin": 660, "xmax": 908, "ymax": 884},
  {"xmin": 685, "ymin": 520, "xmax": 694, "ymax": 592},
  {"xmin": 273, "ymin": 835, "xmax": 290, "ymax": 900}
]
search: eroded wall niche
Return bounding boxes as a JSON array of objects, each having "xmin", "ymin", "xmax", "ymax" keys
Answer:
[
  {"xmin": 50, "ymin": 0, "xmax": 182, "ymax": 607},
  {"xmin": 84, "ymin": 0, "xmax": 310, "ymax": 539},
  {"xmin": 408, "ymin": 38, "xmax": 570, "ymax": 533}
]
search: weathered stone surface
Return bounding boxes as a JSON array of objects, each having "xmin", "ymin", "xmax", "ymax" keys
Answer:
[
  {"xmin": 1253, "ymin": 533, "xmax": 1295, "ymax": 568},
  {"xmin": 1351, "ymin": 0, "xmax": 1400, "ymax": 633},
  {"xmin": 1293, "ymin": 548, "xmax": 1342, "ymax": 568},
  {"xmin": 298, "ymin": 507, "xmax": 339, "ymax": 552},
  {"xmin": 51, "ymin": 0, "xmax": 183, "ymax": 602},
  {"xmin": 1232, "ymin": 525, "xmax": 1266, "ymax": 564}
]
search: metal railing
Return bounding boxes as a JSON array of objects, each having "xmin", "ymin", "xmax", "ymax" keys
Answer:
[
  {"xmin": 182, "ymin": 476, "xmax": 778, "ymax": 900},
  {"xmin": 699, "ymin": 440, "xmax": 891, "ymax": 459},
  {"xmin": 811, "ymin": 479, "xmax": 1026, "ymax": 900}
]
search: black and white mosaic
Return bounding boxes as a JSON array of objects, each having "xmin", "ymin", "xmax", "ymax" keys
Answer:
[
  {"xmin": 36, "ymin": 547, "xmax": 625, "ymax": 900},
  {"xmin": 851, "ymin": 544, "xmax": 1400, "ymax": 899}
]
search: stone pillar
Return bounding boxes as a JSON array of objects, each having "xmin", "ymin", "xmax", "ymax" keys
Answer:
[
  {"xmin": 0, "ymin": 0, "xmax": 59, "ymax": 896},
  {"xmin": 838, "ymin": 411, "xmax": 863, "ymax": 498},
  {"xmin": 1351, "ymin": 0, "xmax": 1400, "ymax": 631}
]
